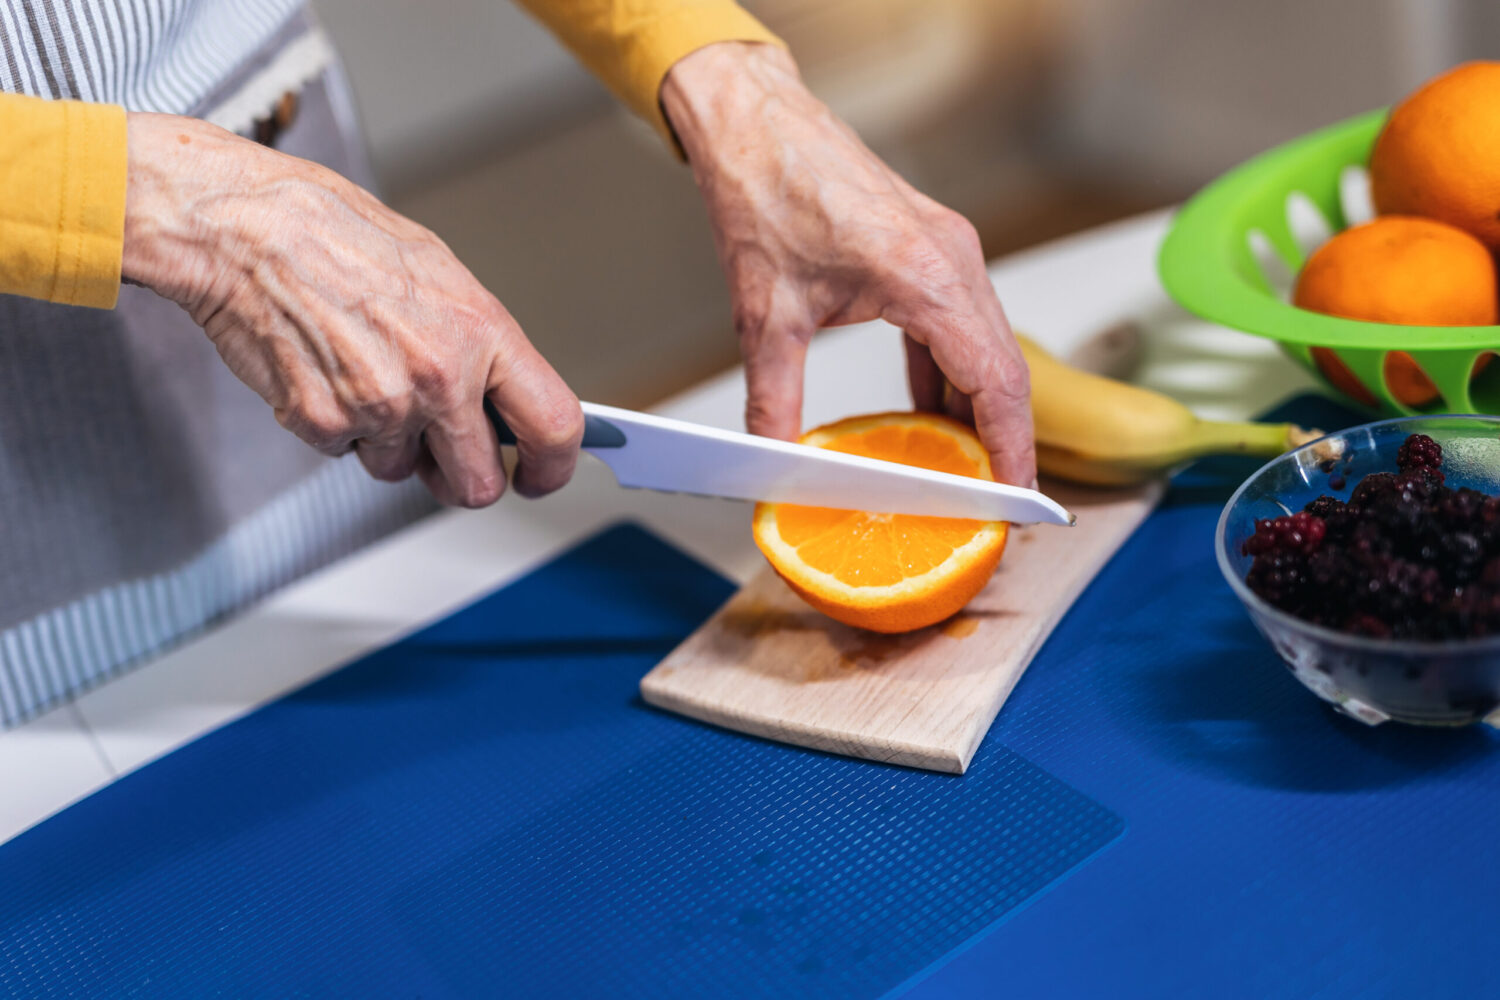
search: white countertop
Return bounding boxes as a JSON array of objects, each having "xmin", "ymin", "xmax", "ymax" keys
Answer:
[{"xmin": 0, "ymin": 208, "xmax": 1316, "ymax": 845}]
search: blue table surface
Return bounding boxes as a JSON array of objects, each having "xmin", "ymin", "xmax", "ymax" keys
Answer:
[{"xmin": 2, "ymin": 393, "xmax": 1498, "ymax": 1000}]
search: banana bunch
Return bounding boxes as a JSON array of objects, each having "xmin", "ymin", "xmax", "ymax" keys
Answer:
[{"xmin": 1018, "ymin": 334, "xmax": 1319, "ymax": 486}]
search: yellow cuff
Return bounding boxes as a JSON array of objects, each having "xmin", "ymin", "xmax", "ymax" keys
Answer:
[
  {"xmin": 614, "ymin": 3, "xmax": 786, "ymax": 147},
  {"xmin": 517, "ymin": 0, "xmax": 786, "ymax": 151},
  {"xmin": 0, "ymin": 94, "xmax": 127, "ymax": 309}
]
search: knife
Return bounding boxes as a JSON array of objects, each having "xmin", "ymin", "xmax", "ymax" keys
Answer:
[{"xmin": 487, "ymin": 402, "xmax": 1074, "ymax": 526}]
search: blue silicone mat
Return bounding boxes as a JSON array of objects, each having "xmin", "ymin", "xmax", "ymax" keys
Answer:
[
  {"xmin": 905, "ymin": 394, "xmax": 1500, "ymax": 1000},
  {"xmin": 4, "ymin": 393, "xmax": 1499, "ymax": 999},
  {"xmin": 0, "ymin": 522, "xmax": 1122, "ymax": 999}
]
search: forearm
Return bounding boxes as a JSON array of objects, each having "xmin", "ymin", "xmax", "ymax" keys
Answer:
[
  {"xmin": 0, "ymin": 93, "xmax": 127, "ymax": 308},
  {"xmin": 512, "ymin": 0, "xmax": 784, "ymax": 146}
]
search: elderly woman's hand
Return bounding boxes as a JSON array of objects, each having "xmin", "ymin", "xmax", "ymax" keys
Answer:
[
  {"xmin": 662, "ymin": 43, "xmax": 1036, "ymax": 488},
  {"xmin": 121, "ymin": 112, "xmax": 583, "ymax": 507}
]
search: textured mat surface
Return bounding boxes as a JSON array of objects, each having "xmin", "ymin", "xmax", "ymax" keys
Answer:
[
  {"xmin": 904, "ymin": 394, "xmax": 1500, "ymax": 1000},
  {"xmin": 7, "ymin": 394, "xmax": 1497, "ymax": 999},
  {"xmin": 0, "ymin": 523, "xmax": 1121, "ymax": 1000}
]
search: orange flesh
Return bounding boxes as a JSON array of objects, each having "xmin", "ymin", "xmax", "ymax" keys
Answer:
[{"xmin": 773, "ymin": 424, "xmax": 989, "ymax": 587}]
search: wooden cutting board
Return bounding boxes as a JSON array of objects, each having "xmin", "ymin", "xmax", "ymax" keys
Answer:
[{"xmin": 641, "ymin": 478, "xmax": 1164, "ymax": 774}]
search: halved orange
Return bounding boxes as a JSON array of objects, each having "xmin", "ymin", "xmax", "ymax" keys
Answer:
[{"xmin": 752, "ymin": 412, "xmax": 1009, "ymax": 634}]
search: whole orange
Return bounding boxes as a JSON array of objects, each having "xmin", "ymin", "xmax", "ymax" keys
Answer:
[
  {"xmin": 1371, "ymin": 61, "xmax": 1500, "ymax": 249},
  {"xmin": 1293, "ymin": 216, "xmax": 1498, "ymax": 407}
]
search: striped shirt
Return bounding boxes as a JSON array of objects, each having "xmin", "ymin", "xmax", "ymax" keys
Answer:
[
  {"xmin": 0, "ymin": 0, "xmax": 303, "ymax": 111},
  {"xmin": 0, "ymin": 3, "xmax": 439, "ymax": 729},
  {"xmin": 0, "ymin": 452, "xmax": 435, "ymax": 727}
]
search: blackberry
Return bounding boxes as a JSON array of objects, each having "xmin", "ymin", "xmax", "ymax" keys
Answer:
[
  {"xmin": 1348, "ymin": 518, "xmax": 1392, "ymax": 557},
  {"xmin": 1242, "ymin": 511, "xmax": 1326, "ymax": 557},
  {"xmin": 1439, "ymin": 531, "xmax": 1486, "ymax": 584},
  {"xmin": 1396, "ymin": 467, "xmax": 1442, "ymax": 498},
  {"xmin": 1245, "ymin": 551, "xmax": 1308, "ymax": 610},
  {"xmin": 1357, "ymin": 557, "xmax": 1445, "ymax": 636},
  {"xmin": 1480, "ymin": 496, "xmax": 1500, "ymax": 552},
  {"xmin": 1361, "ymin": 489, "xmax": 1426, "ymax": 547},
  {"xmin": 1305, "ymin": 547, "xmax": 1360, "ymax": 619},
  {"xmin": 1241, "ymin": 432, "xmax": 1500, "ymax": 639},
  {"xmin": 1349, "ymin": 472, "xmax": 1398, "ymax": 510},
  {"xmin": 1303, "ymin": 495, "xmax": 1345, "ymax": 519},
  {"xmin": 1323, "ymin": 508, "xmax": 1359, "ymax": 543},
  {"xmin": 1435, "ymin": 487, "xmax": 1487, "ymax": 529},
  {"xmin": 1397, "ymin": 433, "xmax": 1443, "ymax": 475}
]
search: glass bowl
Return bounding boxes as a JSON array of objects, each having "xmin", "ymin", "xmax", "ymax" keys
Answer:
[{"xmin": 1217, "ymin": 415, "xmax": 1500, "ymax": 728}]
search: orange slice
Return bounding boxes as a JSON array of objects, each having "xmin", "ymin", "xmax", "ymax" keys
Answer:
[{"xmin": 752, "ymin": 412, "xmax": 1009, "ymax": 634}]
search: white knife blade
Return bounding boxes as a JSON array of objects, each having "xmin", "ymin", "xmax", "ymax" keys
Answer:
[{"xmin": 491, "ymin": 402, "xmax": 1073, "ymax": 526}]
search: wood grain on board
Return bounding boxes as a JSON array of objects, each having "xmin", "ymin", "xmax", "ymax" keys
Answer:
[{"xmin": 641, "ymin": 478, "xmax": 1164, "ymax": 774}]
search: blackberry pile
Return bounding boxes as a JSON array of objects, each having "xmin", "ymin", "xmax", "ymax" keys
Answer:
[{"xmin": 1241, "ymin": 433, "xmax": 1500, "ymax": 639}]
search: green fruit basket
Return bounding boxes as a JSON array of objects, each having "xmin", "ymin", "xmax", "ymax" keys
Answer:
[{"xmin": 1158, "ymin": 107, "xmax": 1500, "ymax": 416}]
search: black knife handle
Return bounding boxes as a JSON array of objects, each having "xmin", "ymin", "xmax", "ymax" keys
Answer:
[{"xmin": 485, "ymin": 401, "xmax": 626, "ymax": 450}]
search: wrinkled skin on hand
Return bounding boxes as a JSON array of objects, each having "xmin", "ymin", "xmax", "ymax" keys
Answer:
[
  {"xmin": 663, "ymin": 42, "xmax": 1036, "ymax": 487},
  {"xmin": 122, "ymin": 113, "xmax": 583, "ymax": 507}
]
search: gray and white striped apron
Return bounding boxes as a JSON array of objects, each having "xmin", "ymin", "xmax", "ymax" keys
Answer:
[{"xmin": 0, "ymin": 3, "xmax": 437, "ymax": 728}]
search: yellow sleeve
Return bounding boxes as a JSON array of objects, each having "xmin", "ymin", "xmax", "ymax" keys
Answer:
[
  {"xmin": 514, "ymin": 0, "xmax": 785, "ymax": 147},
  {"xmin": 0, "ymin": 93, "xmax": 127, "ymax": 309}
]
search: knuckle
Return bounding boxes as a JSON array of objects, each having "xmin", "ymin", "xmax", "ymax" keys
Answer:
[
  {"xmin": 891, "ymin": 234, "xmax": 958, "ymax": 287},
  {"xmin": 433, "ymin": 373, "xmax": 472, "ymax": 415},
  {"xmin": 280, "ymin": 396, "xmax": 351, "ymax": 450},
  {"xmin": 730, "ymin": 275, "xmax": 779, "ymax": 343},
  {"xmin": 407, "ymin": 348, "xmax": 466, "ymax": 415},
  {"xmin": 359, "ymin": 396, "xmax": 396, "ymax": 429},
  {"xmin": 744, "ymin": 396, "xmax": 772, "ymax": 428},
  {"xmin": 940, "ymin": 209, "xmax": 983, "ymax": 254},
  {"xmin": 991, "ymin": 353, "xmax": 1031, "ymax": 401},
  {"xmin": 407, "ymin": 350, "xmax": 448, "ymax": 399},
  {"xmin": 357, "ymin": 383, "xmax": 413, "ymax": 432},
  {"xmin": 743, "ymin": 395, "xmax": 784, "ymax": 437},
  {"xmin": 732, "ymin": 300, "xmax": 771, "ymax": 343}
]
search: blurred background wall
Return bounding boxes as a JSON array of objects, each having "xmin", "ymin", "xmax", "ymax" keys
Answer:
[{"xmin": 308, "ymin": 0, "xmax": 1496, "ymax": 408}]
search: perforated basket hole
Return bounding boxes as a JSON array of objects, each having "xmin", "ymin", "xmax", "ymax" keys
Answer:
[
  {"xmin": 1383, "ymin": 351, "xmax": 1446, "ymax": 413},
  {"xmin": 1469, "ymin": 352, "xmax": 1500, "ymax": 414},
  {"xmin": 1285, "ymin": 191, "xmax": 1334, "ymax": 259},
  {"xmin": 1309, "ymin": 347, "xmax": 1377, "ymax": 408},
  {"xmin": 1338, "ymin": 165, "xmax": 1375, "ymax": 227},
  {"xmin": 1246, "ymin": 230, "xmax": 1296, "ymax": 298}
]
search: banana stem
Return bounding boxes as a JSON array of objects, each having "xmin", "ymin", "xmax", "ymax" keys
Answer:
[{"xmin": 1188, "ymin": 420, "xmax": 1314, "ymax": 458}]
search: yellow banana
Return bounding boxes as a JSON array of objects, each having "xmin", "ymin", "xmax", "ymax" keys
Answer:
[{"xmin": 1018, "ymin": 334, "xmax": 1320, "ymax": 486}]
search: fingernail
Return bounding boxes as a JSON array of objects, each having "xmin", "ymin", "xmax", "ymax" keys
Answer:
[{"xmin": 1029, "ymin": 477, "xmax": 1040, "ymax": 492}]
